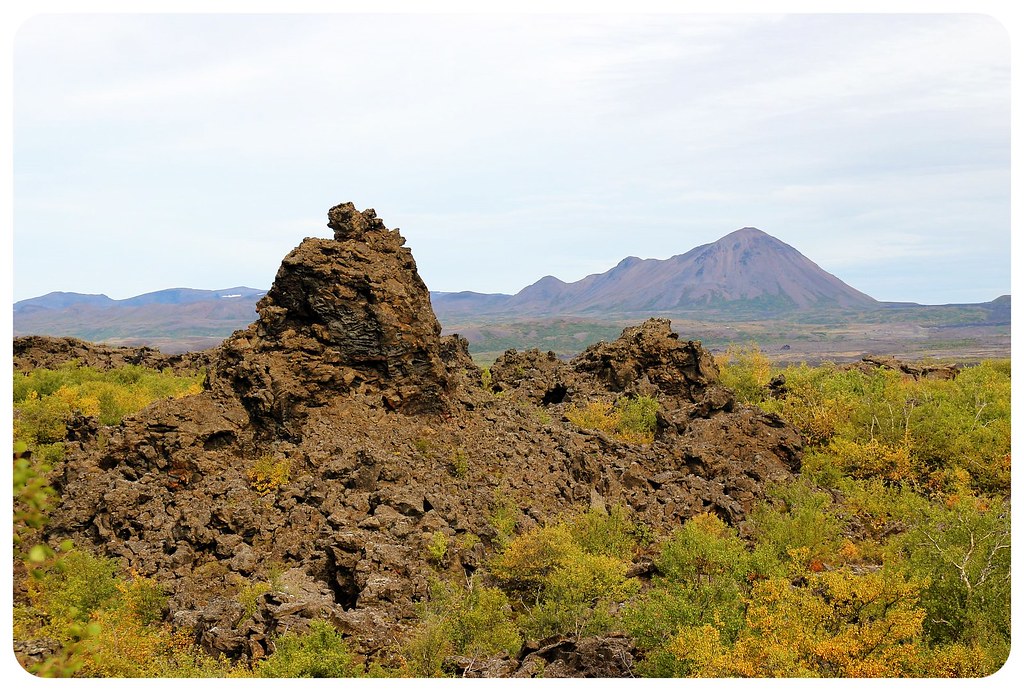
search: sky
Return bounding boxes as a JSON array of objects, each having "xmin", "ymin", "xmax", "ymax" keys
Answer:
[{"xmin": 7, "ymin": 6, "xmax": 1015, "ymax": 306}]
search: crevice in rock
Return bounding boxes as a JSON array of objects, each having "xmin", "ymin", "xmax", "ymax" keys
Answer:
[
  {"xmin": 541, "ymin": 384, "xmax": 568, "ymax": 405},
  {"xmin": 324, "ymin": 552, "xmax": 360, "ymax": 611},
  {"xmin": 202, "ymin": 430, "xmax": 236, "ymax": 451}
]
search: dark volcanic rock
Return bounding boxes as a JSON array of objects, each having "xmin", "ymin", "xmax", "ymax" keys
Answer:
[
  {"xmin": 571, "ymin": 318, "xmax": 724, "ymax": 401},
  {"xmin": 207, "ymin": 202, "xmax": 451, "ymax": 435},
  {"xmin": 13, "ymin": 335, "xmax": 210, "ymax": 374},
  {"xmin": 489, "ymin": 319, "xmax": 736, "ymax": 417},
  {"xmin": 515, "ymin": 634, "xmax": 639, "ymax": 678},
  {"xmin": 451, "ymin": 633, "xmax": 640, "ymax": 678},
  {"xmin": 33, "ymin": 202, "xmax": 805, "ymax": 674},
  {"xmin": 852, "ymin": 355, "xmax": 960, "ymax": 381},
  {"xmin": 490, "ymin": 348, "xmax": 566, "ymax": 402}
]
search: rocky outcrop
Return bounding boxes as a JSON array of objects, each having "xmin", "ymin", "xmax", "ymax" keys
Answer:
[
  {"xmin": 13, "ymin": 335, "xmax": 210, "ymax": 374},
  {"xmin": 490, "ymin": 319, "xmax": 737, "ymax": 418},
  {"xmin": 447, "ymin": 633, "xmax": 640, "ymax": 678},
  {"xmin": 207, "ymin": 203, "xmax": 452, "ymax": 438},
  {"xmin": 851, "ymin": 355, "xmax": 960, "ymax": 381},
  {"xmin": 36, "ymin": 202, "xmax": 804, "ymax": 673},
  {"xmin": 571, "ymin": 318, "xmax": 723, "ymax": 400},
  {"xmin": 488, "ymin": 318, "xmax": 801, "ymax": 523}
]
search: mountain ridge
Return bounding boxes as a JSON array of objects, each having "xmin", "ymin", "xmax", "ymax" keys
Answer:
[
  {"xmin": 15, "ymin": 286, "xmax": 267, "ymax": 311},
  {"xmin": 13, "ymin": 227, "xmax": 1010, "ymax": 356}
]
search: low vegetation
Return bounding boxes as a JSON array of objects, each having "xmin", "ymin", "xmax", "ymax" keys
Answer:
[
  {"xmin": 566, "ymin": 395, "xmax": 659, "ymax": 443},
  {"xmin": 246, "ymin": 455, "xmax": 292, "ymax": 496},
  {"xmin": 404, "ymin": 351, "xmax": 1010, "ymax": 677},
  {"xmin": 12, "ymin": 352, "xmax": 1011, "ymax": 677},
  {"xmin": 13, "ymin": 362, "xmax": 203, "ymax": 466}
]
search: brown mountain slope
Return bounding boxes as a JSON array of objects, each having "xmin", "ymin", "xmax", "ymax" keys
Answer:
[{"xmin": 506, "ymin": 227, "xmax": 878, "ymax": 313}]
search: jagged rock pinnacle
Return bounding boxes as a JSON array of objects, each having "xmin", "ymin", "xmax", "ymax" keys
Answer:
[
  {"xmin": 327, "ymin": 202, "xmax": 387, "ymax": 240},
  {"xmin": 208, "ymin": 202, "xmax": 451, "ymax": 433}
]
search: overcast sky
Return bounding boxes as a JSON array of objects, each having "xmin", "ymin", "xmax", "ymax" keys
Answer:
[{"xmin": 9, "ymin": 10, "xmax": 1012, "ymax": 305}]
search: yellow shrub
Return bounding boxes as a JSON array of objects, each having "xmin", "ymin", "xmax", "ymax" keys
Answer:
[
  {"xmin": 667, "ymin": 570, "xmax": 929, "ymax": 677},
  {"xmin": 566, "ymin": 396, "xmax": 657, "ymax": 444},
  {"xmin": 718, "ymin": 344, "xmax": 773, "ymax": 405},
  {"xmin": 827, "ymin": 437, "xmax": 918, "ymax": 484},
  {"xmin": 566, "ymin": 401, "xmax": 618, "ymax": 434},
  {"xmin": 925, "ymin": 641, "xmax": 1003, "ymax": 678},
  {"xmin": 236, "ymin": 579, "xmax": 272, "ymax": 620},
  {"xmin": 247, "ymin": 455, "xmax": 291, "ymax": 496},
  {"xmin": 426, "ymin": 532, "xmax": 448, "ymax": 565},
  {"xmin": 490, "ymin": 524, "xmax": 577, "ymax": 594}
]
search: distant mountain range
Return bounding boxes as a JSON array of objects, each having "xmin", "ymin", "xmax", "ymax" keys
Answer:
[
  {"xmin": 13, "ymin": 228, "xmax": 1009, "ymax": 354},
  {"xmin": 13, "ymin": 287, "xmax": 267, "ymax": 353},
  {"xmin": 14, "ymin": 286, "xmax": 268, "ymax": 312}
]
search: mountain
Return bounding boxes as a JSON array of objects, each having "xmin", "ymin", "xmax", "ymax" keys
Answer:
[
  {"xmin": 14, "ymin": 291, "xmax": 117, "ymax": 311},
  {"xmin": 14, "ymin": 286, "xmax": 266, "ymax": 312},
  {"xmin": 119, "ymin": 286, "xmax": 267, "ymax": 307},
  {"xmin": 431, "ymin": 227, "xmax": 878, "ymax": 318}
]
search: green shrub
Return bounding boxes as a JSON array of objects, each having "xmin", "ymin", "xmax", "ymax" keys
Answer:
[
  {"xmin": 31, "ymin": 549, "xmax": 121, "ymax": 625},
  {"xmin": 905, "ymin": 363, "xmax": 1010, "ymax": 494},
  {"xmin": 566, "ymin": 395, "xmax": 658, "ymax": 443},
  {"xmin": 121, "ymin": 574, "xmax": 167, "ymax": 626},
  {"xmin": 437, "ymin": 582, "xmax": 521, "ymax": 659},
  {"xmin": 657, "ymin": 513, "xmax": 752, "ymax": 585},
  {"xmin": 400, "ymin": 618, "xmax": 452, "ymax": 678},
  {"xmin": 759, "ymin": 361, "xmax": 1010, "ymax": 496},
  {"xmin": 426, "ymin": 531, "xmax": 448, "ymax": 565},
  {"xmin": 13, "ymin": 364, "xmax": 203, "ymax": 454},
  {"xmin": 490, "ymin": 523, "xmax": 577, "ymax": 597},
  {"xmin": 256, "ymin": 619, "xmax": 363, "ymax": 678},
  {"xmin": 748, "ymin": 478, "xmax": 844, "ymax": 571},
  {"xmin": 21, "ymin": 548, "xmax": 234, "ymax": 678},
  {"xmin": 446, "ymin": 448, "xmax": 469, "ymax": 478},
  {"xmin": 567, "ymin": 505, "xmax": 642, "ymax": 558},
  {"xmin": 888, "ymin": 493, "xmax": 1010, "ymax": 655},
  {"xmin": 401, "ymin": 580, "xmax": 520, "ymax": 677},
  {"xmin": 521, "ymin": 550, "xmax": 638, "ymax": 639},
  {"xmin": 490, "ymin": 509, "xmax": 640, "ymax": 640},
  {"xmin": 718, "ymin": 344, "xmax": 773, "ymax": 404},
  {"xmin": 623, "ymin": 513, "xmax": 754, "ymax": 662},
  {"xmin": 756, "ymin": 363, "xmax": 859, "ymax": 446},
  {"xmin": 236, "ymin": 579, "xmax": 272, "ymax": 621},
  {"xmin": 614, "ymin": 396, "xmax": 659, "ymax": 442},
  {"xmin": 487, "ymin": 489, "xmax": 520, "ymax": 548},
  {"xmin": 13, "ymin": 441, "xmax": 57, "ymax": 549}
]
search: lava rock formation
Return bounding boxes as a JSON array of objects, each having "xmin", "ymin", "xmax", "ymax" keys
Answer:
[{"xmin": 33, "ymin": 203, "xmax": 803, "ymax": 673}]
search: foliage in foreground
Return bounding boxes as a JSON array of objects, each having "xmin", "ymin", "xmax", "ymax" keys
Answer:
[
  {"xmin": 12, "ymin": 363, "xmax": 216, "ymax": 677},
  {"xmin": 13, "ymin": 361, "xmax": 203, "ymax": 465},
  {"xmin": 406, "ymin": 353, "xmax": 1010, "ymax": 678},
  {"xmin": 11, "ymin": 353, "xmax": 1011, "ymax": 677}
]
